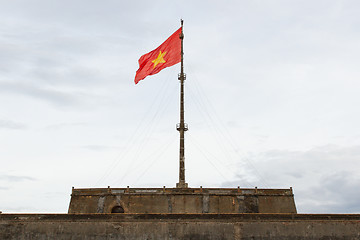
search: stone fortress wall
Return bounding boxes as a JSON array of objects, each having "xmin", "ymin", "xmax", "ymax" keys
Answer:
[
  {"xmin": 1, "ymin": 213, "xmax": 360, "ymax": 239},
  {"xmin": 69, "ymin": 187, "xmax": 297, "ymax": 214},
  {"xmin": 1, "ymin": 187, "xmax": 359, "ymax": 239}
]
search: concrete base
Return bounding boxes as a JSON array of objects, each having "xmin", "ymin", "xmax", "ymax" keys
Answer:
[{"xmin": 1, "ymin": 213, "xmax": 360, "ymax": 239}]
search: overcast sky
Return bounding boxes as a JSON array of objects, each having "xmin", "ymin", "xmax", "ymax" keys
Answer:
[{"xmin": 1, "ymin": 0, "xmax": 360, "ymax": 214}]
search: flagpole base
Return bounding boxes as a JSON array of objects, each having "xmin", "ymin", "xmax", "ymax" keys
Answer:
[{"xmin": 176, "ymin": 182, "xmax": 188, "ymax": 188}]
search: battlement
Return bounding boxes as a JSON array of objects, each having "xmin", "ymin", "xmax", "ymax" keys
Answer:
[{"xmin": 71, "ymin": 187, "xmax": 293, "ymax": 196}]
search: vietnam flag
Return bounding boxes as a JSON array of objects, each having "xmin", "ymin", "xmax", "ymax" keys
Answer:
[{"xmin": 134, "ymin": 27, "xmax": 182, "ymax": 84}]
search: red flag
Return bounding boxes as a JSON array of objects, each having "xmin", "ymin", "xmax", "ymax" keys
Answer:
[{"xmin": 134, "ymin": 27, "xmax": 182, "ymax": 84}]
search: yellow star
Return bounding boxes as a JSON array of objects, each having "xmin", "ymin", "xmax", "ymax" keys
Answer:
[{"xmin": 152, "ymin": 51, "xmax": 166, "ymax": 69}]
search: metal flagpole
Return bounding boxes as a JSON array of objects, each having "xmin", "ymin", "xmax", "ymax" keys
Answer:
[{"xmin": 176, "ymin": 19, "xmax": 188, "ymax": 188}]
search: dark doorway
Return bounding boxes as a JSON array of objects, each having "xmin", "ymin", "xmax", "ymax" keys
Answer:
[{"xmin": 111, "ymin": 205, "xmax": 124, "ymax": 213}]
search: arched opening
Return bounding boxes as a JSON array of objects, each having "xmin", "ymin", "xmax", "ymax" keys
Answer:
[{"xmin": 111, "ymin": 205, "xmax": 124, "ymax": 213}]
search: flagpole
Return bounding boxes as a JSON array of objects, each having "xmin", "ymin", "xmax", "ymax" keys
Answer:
[{"xmin": 176, "ymin": 19, "xmax": 188, "ymax": 188}]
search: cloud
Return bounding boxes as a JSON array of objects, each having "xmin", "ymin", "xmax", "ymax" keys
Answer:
[
  {"xmin": 0, "ymin": 119, "xmax": 27, "ymax": 130},
  {"xmin": 45, "ymin": 122, "xmax": 87, "ymax": 130},
  {"xmin": 301, "ymin": 171, "xmax": 360, "ymax": 213},
  {"xmin": 80, "ymin": 145, "xmax": 114, "ymax": 151},
  {"xmin": 0, "ymin": 81, "xmax": 79, "ymax": 106},
  {"xmin": 0, "ymin": 174, "xmax": 36, "ymax": 183},
  {"xmin": 222, "ymin": 145, "xmax": 360, "ymax": 213}
]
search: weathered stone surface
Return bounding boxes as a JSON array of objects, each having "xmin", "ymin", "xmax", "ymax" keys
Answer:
[
  {"xmin": 1, "ymin": 213, "xmax": 359, "ymax": 240},
  {"xmin": 69, "ymin": 187, "xmax": 297, "ymax": 214}
]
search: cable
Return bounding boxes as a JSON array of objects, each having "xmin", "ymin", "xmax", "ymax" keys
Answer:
[
  {"xmin": 133, "ymin": 134, "xmax": 177, "ymax": 185},
  {"xmin": 186, "ymin": 64, "xmax": 269, "ymax": 187},
  {"xmin": 95, "ymin": 69, "xmax": 175, "ymax": 185}
]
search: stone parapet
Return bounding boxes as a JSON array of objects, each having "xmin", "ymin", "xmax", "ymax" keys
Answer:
[{"xmin": 1, "ymin": 213, "xmax": 360, "ymax": 239}]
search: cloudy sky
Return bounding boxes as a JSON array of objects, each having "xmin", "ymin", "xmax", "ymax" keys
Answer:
[{"xmin": 1, "ymin": 0, "xmax": 360, "ymax": 214}]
